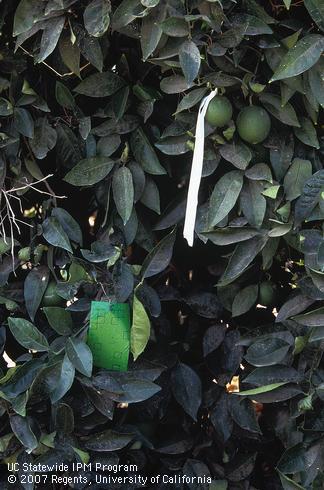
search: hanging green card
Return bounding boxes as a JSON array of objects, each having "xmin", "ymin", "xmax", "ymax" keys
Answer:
[{"xmin": 87, "ymin": 301, "xmax": 130, "ymax": 371}]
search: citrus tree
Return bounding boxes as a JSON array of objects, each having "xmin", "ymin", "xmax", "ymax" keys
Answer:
[{"xmin": 0, "ymin": 0, "xmax": 323, "ymax": 488}]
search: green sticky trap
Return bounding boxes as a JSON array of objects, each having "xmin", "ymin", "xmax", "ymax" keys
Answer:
[{"xmin": 87, "ymin": 301, "xmax": 130, "ymax": 371}]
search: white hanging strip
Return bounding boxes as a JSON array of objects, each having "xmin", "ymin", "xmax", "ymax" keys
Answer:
[{"xmin": 183, "ymin": 88, "xmax": 218, "ymax": 246}]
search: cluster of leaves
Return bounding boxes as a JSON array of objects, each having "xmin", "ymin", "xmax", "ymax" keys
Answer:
[{"xmin": 0, "ymin": 0, "xmax": 323, "ymax": 488}]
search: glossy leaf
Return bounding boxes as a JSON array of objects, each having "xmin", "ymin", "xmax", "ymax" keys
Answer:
[
  {"xmin": 84, "ymin": 0, "xmax": 110, "ymax": 37},
  {"xmin": 42, "ymin": 217, "xmax": 72, "ymax": 253},
  {"xmin": 112, "ymin": 166, "xmax": 134, "ymax": 224},
  {"xmin": 74, "ymin": 72, "xmax": 125, "ymax": 97},
  {"xmin": 43, "ymin": 307, "xmax": 73, "ymax": 335},
  {"xmin": 171, "ymin": 363, "xmax": 202, "ymax": 421},
  {"xmin": 270, "ymin": 35, "xmax": 324, "ymax": 82},
  {"xmin": 209, "ymin": 171, "xmax": 243, "ymax": 227},
  {"xmin": 66, "ymin": 337, "xmax": 93, "ymax": 377},
  {"xmin": 304, "ymin": 0, "xmax": 324, "ymax": 31},
  {"xmin": 130, "ymin": 127, "xmax": 166, "ymax": 175},
  {"xmin": 24, "ymin": 266, "xmax": 49, "ymax": 321},
  {"xmin": 64, "ymin": 157, "xmax": 114, "ymax": 186},
  {"xmin": 284, "ymin": 158, "xmax": 312, "ymax": 201},
  {"xmin": 141, "ymin": 227, "xmax": 176, "ymax": 279},
  {"xmin": 8, "ymin": 318, "xmax": 49, "ymax": 352},
  {"xmin": 232, "ymin": 284, "xmax": 258, "ymax": 317},
  {"xmin": 179, "ymin": 40, "xmax": 201, "ymax": 85}
]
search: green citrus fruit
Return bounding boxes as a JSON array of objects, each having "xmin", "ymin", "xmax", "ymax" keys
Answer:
[
  {"xmin": 258, "ymin": 281, "xmax": 276, "ymax": 307},
  {"xmin": 18, "ymin": 247, "xmax": 31, "ymax": 262},
  {"xmin": 41, "ymin": 281, "xmax": 64, "ymax": 307},
  {"xmin": 205, "ymin": 96, "xmax": 233, "ymax": 128},
  {"xmin": 237, "ymin": 106, "xmax": 271, "ymax": 144}
]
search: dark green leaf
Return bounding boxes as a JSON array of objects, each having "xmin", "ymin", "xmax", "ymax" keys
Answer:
[
  {"xmin": 277, "ymin": 443, "xmax": 307, "ymax": 474},
  {"xmin": 36, "ymin": 16, "xmax": 65, "ymax": 63},
  {"xmin": 245, "ymin": 337, "xmax": 291, "ymax": 367},
  {"xmin": 160, "ymin": 17, "xmax": 189, "ymax": 37},
  {"xmin": 232, "ymin": 284, "xmax": 258, "ymax": 317},
  {"xmin": 270, "ymin": 35, "xmax": 324, "ymax": 82},
  {"xmin": 176, "ymin": 87, "xmax": 207, "ymax": 113},
  {"xmin": 42, "ymin": 217, "xmax": 72, "ymax": 253},
  {"xmin": 84, "ymin": 0, "xmax": 110, "ymax": 38},
  {"xmin": 43, "ymin": 307, "xmax": 73, "ymax": 335},
  {"xmin": 10, "ymin": 415, "xmax": 38, "ymax": 453},
  {"xmin": 66, "ymin": 337, "xmax": 93, "ymax": 377},
  {"xmin": 219, "ymin": 142, "xmax": 252, "ymax": 170},
  {"xmin": 209, "ymin": 171, "xmax": 243, "ymax": 227},
  {"xmin": 245, "ymin": 163, "xmax": 273, "ymax": 182},
  {"xmin": 84, "ymin": 429, "xmax": 134, "ymax": 451},
  {"xmin": 59, "ymin": 32, "xmax": 81, "ymax": 77},
  {"xmin": 229, "ymin": 397, "xmax": 261, "ymax": 433},
  {"xmin": 1, "ymin": 359, "xmax": 44, "ymax": 398},
  {"xmin": 56, "ymin": 123, "xmax": 83, "ymax": 169},
  {"xmin": 260, "ymin": 93, "xmax": 300, "ymax": 127},
  {"xmin": 295, "ymin": 170, "xmax": 324, "ymax": 225},
  {"xmin": 240, "ymin": 180, "xmax": 266, "ymax": 228},
  {"xmin": 8, "ymin": 318, "xmax": 49, "ymax": 352},
  {"xmin": 112, "ymin": 0, "xmax": 144, "ymax": 30},
  {"xmin": 219, "ymin": 235, "xmax": 268, "ymax": 285},
  {"xmin": 50, "ymin": 355, "xmax": 75, "ymax": 403},
  {"xmin": 160, "ymin": 75, "xmax": 192, "ymax": 94},
  {"xmin": 74, "ymin": 72, "xmax": 125, "ymax": 98},
  {"xmin": 112, "ymin": 261, "xmax": 134, "ymax": 302},
  {"xmin": 24, "ymin": 266, "xmax": 49, "ymax": 321},
  {"xmin": 97, "ymin": 134, "xmax": 121, "ymax": 157},
  {"xmin": 14, "ymin": 108, "xmax": 34, "ymax": 138},
  {"xmin": 276, "ymin": 293, "xmax": 314, "ymax": 322},
  {"xmin": 55, "ymin": 81, "xmax": 75, "ymax": 109},
  {"xmin": 0, "ymin": 98, "xmax": 13, "ymax": 116},
  {"xmin": 293, "ymin": 306, "xmax": 324, "ymax": 326},
  {"xmin": 76, "ymin": 25, "xmax": 103, "ymax": 71},
  {"xmin": 171, "ymin": 363, "xmax": 202, "ymax": 421},
  {"xmin": 155, "ymin": 135, "xmax": 190, "ymax": 156},
  {"xmin": 128, "ymin": 160, "xmax": 146, "ymax": 201},
  {"xmin": 29, "ymin": 117, "xmax": 57, "ymax": 159},
  {"xmin": 13, "ymin": 0, "xmax": 43, "ymax": 36},
  {"xmin": 107, "ymin": 378, "xmax": 161, "ymax": 403},
  {"xmin": 52, "ymin": 208, "xmax": 83, "ymax": 245},
  {"xmin": 179, "ymin": 40, "xmax": 201, "ymax": 85},
  {"xmin": 141, "ymin": 3, "xmax": 166, "ymax": 60},
  {"xmin": 308, "ymin": 59, "xmax": 324, "ymax": 108},
  {"xmin": 112, "ymin": 166, "xmax": 134, "ymax": 224},
  {"xmin": 203, "ymin": 324, "xmax": 226, "ymax": 357},
  {"xmin": 284, "ymin": 158, "xmax": 312, "ymax": 201},
  {"xmin": 304, "ymin": 0, "xmax": 324, "ymax": 32},
  {"xmin": 294, "ymin": 117, "xmax": 319, "ymax": 149},
  {"xmin": 202, "ymin": 227, "xmax": 260, "ymax": 246},
  {"xmin": 141, "ymin": 227, "xmax": 176, "ymax": 279},
  {"xmin": 130, "ymin": 127, "xmax": 166, "ymax": 175},
  {"xmin": 243, "ymin": 366, "xmax": 301, "ymax": 386},
  {"xmin": 184, "ymin": 291, "xmax": 222, "ymax": 318},
  {"xmin": 140, "ymin": 176, "xmax": 160, "ymax": 214},
  {"xmin": 64, "ymin": 157, "xmax": 114, "ymax": 186},
  {"xmin": 230, "ymin": 13, "xmax": 273, "ymax": 35},
  {"xmin": 211, "ymin": 393, "xmax": 233, "ymax": 443}
]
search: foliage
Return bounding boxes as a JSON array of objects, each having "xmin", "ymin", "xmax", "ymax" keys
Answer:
[{"xmin": 0, "ymin": 0, "xmax": 323, "ymax": 488}]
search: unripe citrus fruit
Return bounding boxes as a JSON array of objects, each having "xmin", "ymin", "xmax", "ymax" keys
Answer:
[
  {"xmin": 41, "ymin": 281, "xmax": 64, "ymax": 307},
  {"xmin": 205, "ymin": 96, "xmax": 233, "ymax": 128},
  {"xmin": 237, "ymin": 106, "xmax": 271, "ymax": 144},
  {"xmin": 258, "ymin": 281, "xmax": 276, "ymax": 307},
  {"xmin": 18, "ymin": 247, "xmax": 31, "ymax": 262}
]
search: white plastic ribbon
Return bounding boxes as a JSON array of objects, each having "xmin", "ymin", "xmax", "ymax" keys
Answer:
[{"xmin": 183, "ymin": 89, "xmax": 218, "ymax": 246}]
